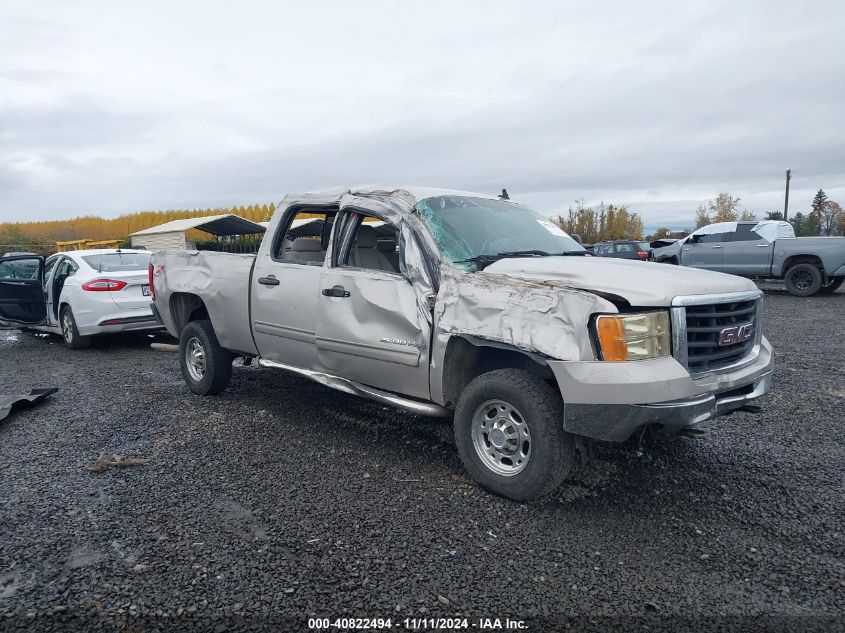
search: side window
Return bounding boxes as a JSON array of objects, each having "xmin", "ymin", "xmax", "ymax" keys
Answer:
[
  {"xmin": 0, "ymin": 257, "xmax": 41, "ymax": 280},
  {"xmin": 695, "ymin": 232, "xmax": 725, "ymax": 244},
  {"xmin": 44, "ymin": 257, "xmax": 58, "ymax": 279},
  {"xmin": 57, "ymin": 259, "xmax": 77, "ymax": 277},
  {"xmin": 43, "ymin": 257, "xmax": 59, "ymax": 287},
  {"xmin": 728, "ymin": 225, "xmax": 761, "ymax": 242},
  {"xmin": 272, "ymin": 210, "xmax": 334, "ymax": 264},
  {"xmin": 595, "ymin": 244, "xmax": 611, "ymax": 255},
  {"xmin": 339, "ymin": 213, "xmax": 401, "ymax": 274},
  {"xmin": 615, "ymin": 243, "xmax": 634, "ymax": 253}
]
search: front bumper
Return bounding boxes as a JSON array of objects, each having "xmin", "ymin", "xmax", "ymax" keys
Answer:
[{"xmin": 550, "ymin": 336, "xmax": 774, "ymax": 441}]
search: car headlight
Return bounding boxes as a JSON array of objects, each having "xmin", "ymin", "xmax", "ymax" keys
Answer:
[{"xmin": 595, "ymin": 311, "xmax": 671, "ymax": 361}]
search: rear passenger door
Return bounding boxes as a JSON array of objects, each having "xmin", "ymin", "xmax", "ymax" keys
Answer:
[
  {"xmin": 315, "ymin": 210, "xmax": 432, "ymax": 400},
  {"xmin": 0, "ymin": 256, "xmax": 46, "ymax": 326},
  {"xmin": 251, "ymin": 207, "xmax": 336, "ymax": 370},
  {"xmin": 720, "ymin": 224, "xmax": 772, "ymax": 275}
]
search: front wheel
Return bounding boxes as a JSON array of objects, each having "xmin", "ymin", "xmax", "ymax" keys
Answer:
[
  {"xmin": 60, "ymin": 306, "xmax": 91, "ymax": 350},
  {"xmin": 784, "ymin": 263, "xmax": 823, "ymax": 296},
  {"xmin": 179, "ymin": 320, "xmax": 233, "ymax": 395},
  {"xmin": 819, "ymin": 277, "xmax": 843, "ymax": 294},
  {"xmin": 453, "ymin": 369, "xmax": 575, "ymax": 501}
]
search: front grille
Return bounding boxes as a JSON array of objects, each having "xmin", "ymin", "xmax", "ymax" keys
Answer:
[{"xmin": 684, "ymin": 299, "xmax": 758, "ymax": 373}]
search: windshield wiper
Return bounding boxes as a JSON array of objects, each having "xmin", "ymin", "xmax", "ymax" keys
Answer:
[{"xmin": 454, "ymin": 249, "xmax": 587, "ymax": 270}]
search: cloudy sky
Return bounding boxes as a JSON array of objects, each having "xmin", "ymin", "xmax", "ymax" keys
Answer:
[{"xmin": 2, "ymin": 1, "xmax": 843, "ymax": 230}]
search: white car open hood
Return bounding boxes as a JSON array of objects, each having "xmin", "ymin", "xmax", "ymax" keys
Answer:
[{"xmin": 483, "ymin": 256, "xmax": 758, "ymax": 306}]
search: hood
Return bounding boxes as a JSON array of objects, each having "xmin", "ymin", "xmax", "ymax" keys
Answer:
[{"xmin": 482, "ymin": 256, "xmax": 757, "ymax": 306}]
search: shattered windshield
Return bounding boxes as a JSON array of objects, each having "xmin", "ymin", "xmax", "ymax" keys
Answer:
[{"xmin": 417, "ymin": 196, "xmax": 585, "ymax": 269}]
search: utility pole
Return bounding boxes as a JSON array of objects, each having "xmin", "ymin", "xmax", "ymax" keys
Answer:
[{"xmin": 783, "ymin": 169, "xmax": 791, "ymax": 221}]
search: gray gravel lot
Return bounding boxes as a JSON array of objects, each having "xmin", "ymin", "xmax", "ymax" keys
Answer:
[{"xmin": 1, "ymin": 288, "xmax": 843, "ymax": 631}]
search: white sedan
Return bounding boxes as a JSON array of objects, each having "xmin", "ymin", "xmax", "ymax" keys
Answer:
[{"xmin": 0, "ymin": 249, "xmax": 162, "ymax": 349}]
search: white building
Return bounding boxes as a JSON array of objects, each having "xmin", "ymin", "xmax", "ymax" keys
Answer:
[{"xmin": 129, "ymin": 215, "xmax": 266, "ymax": 251}]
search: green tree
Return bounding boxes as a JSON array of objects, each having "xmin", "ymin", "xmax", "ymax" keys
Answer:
[
  {"xmin": 790, "ymin": 211, "xmax": 820, "ymax": 237},
  {"xmin": 739, "ymin": 210, "xmax": 757, "ymax": 221},
  {"xmin": 766, "ymin": 211, "xmax": 784, "ymax": 220},
  {"xmin": 695, "ymin": 204, "xmax": 711, "ymax": 228},
  {"xmin": 811, "ymin": 189, "xmax": 828, "ymax": 227}
]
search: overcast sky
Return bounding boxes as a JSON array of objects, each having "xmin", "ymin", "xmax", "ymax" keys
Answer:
[{"xmin": 1, "ymin": 1, "xmax": 843, "ymax": 230}]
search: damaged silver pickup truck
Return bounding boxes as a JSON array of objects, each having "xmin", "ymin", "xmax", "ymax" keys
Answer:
[{"xmin": 150, "ymin": 186, "xmax": 773, "ymax": 500}]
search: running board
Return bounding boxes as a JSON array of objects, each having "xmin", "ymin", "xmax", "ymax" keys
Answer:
[{"xmin": 257, "ymin": 358, "xmax": 451, "ymax": 418}]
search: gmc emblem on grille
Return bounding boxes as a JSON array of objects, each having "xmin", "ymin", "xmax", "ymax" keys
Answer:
[{"xmin": 718, "ymin": 323, "xmax": 754, "ymax": 346}]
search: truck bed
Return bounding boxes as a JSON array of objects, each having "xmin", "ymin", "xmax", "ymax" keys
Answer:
[{"xmin": 151, "ymin": 250, "xmax": 259, "ymax": 355}]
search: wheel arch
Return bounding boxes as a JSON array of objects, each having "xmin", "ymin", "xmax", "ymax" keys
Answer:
[
  {"xmin": 441, "ymin": 335, "xmax": 554, "ymax": 408},
  {"xmin": 168, "ymin": 292, "xmax": 210, "ymax": 335},
  {"xmin": 781, "ymin": 254, "xmax": 824, "ymax": 276}
]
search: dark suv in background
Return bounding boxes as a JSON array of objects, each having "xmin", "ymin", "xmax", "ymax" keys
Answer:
[{"xmin": 592, "ymin": 240, "xmax": 651, "ymax": 260}]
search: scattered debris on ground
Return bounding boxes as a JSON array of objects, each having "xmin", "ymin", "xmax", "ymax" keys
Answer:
[{"xmin": 88, "ymin": 452, "xmax": 151, "ymax": 472}]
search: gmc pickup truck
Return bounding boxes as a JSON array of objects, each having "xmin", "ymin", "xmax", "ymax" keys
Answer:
[
  {"xmin": 150, "ymin": 187, "xmax": 773, "ymax": 500},
  {"xmin": 651, "ymin": 220, "xmax": 845, "ymax": 296}
]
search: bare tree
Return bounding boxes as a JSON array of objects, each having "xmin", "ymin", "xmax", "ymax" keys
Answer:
[{"xmin": 820, "ymin": 200, "xmax": 843, "ymax": 236}]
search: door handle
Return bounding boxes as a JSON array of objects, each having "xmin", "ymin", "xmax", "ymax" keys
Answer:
[
  {"xmin": 321, "ymin": 285, "xmax": 350, "ymax": 298},
  {"xmin": 257, "ymin": 276, "xmax": 280, "ymax": 286},
  {"xmin": 756, "ymin": 244, "xmax": 770, "ymax": 247},
  {"xmin": 712, "ymin": 245, "xmax": 723, "ymax": 249}
]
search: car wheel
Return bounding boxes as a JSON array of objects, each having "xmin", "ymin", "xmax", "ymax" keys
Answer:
[
  {"xmin": 453, "ymin": 369, "xmax": 575, "ymax": 501},
  {"xmin": 819, "ymin": 277, "xmax": 843, "ymax": 294},
  {"xmin": 179, "ymin": 319, "xmax": 233, "ymax": 395},
  {"xmin": 60, "ymin": 306, "xmax": 91, "ymax": 349},
  {"xmin": 784, "ymin": 263, "xmax": 823, "ymax": 296}
]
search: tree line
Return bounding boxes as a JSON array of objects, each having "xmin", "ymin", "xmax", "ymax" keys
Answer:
[
  {"xmin": 2, "ymin": 188, "xmax": 843, "ymax": 251},
  {"xmin": 553, "ymin": 201, "xmax": 645, "ymax": 243},
  {"xmin": 650, "ymin": 189, "xmax": 844, "ymax": 240},
  {"xmin": 0, "ymin": 203, "xmax": 276, "ymax": 248}
]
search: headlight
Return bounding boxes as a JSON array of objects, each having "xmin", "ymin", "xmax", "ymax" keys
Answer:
[{"xmin": 595, "ymin": 311, "xmax": 671, "ymax": 361}]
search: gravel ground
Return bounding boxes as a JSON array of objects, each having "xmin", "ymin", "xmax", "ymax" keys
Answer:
[{"xmin": 1, "ymin": 288, "xmax": 843, "ymax": 632}]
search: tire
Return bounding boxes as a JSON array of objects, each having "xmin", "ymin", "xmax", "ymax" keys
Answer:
[
  {"xmin": 784, "ymin": 263, "xmax": 823, "ymax": 296},
  {"xmin": 819, "ymin": 277, "xmax": 843, "ymax": 294},
  {"xmin": 453, "ymin": 368, "xmax": 575, "ymax": 501},
  {"xmin": 179, "ymin": 319, "xmax": 233, "ymax": 395},
  {"xmin": 60, "ymin": 305, "xmax": 91, "ymax": 350}
]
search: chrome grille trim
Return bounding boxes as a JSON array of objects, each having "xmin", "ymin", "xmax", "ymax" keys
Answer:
[{"xmin": 671, "ymin": 290, "xmax": 764, "ymax": 377}]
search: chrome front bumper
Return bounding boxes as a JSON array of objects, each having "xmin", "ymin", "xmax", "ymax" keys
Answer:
[{"xmin": 550, "ymin": 336, "xmax": 774, "ymax": 442}]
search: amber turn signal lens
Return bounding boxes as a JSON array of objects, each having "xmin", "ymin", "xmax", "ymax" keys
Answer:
[
  {"xmin": 596, "ymin": 316, "xmax": 628, "ymax": 361},
  {"xmin": 595, "ymin": 312, "xmax": 671, "ymax": 361}
]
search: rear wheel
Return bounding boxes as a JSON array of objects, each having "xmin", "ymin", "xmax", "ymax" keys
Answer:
[
  {"xmin": 453, "ymin": 369, "xmax": 575, "ymax": 501},
  {"xmin": 819, "ymin": 277, "xmax": 843, "ymax": 294},
  {"xmin": 60, "ymin": 306, "xmax": 91, "ymax": 350},
  {"xmin": 179, "ymin": 320, "xmax": 233, "ymax": 395},
  {"xmin": 784, "ymin": 263, "xmax": 823, "ymax": 296}
]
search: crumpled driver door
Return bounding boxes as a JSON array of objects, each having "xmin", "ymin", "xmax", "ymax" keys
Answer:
[{"xmin": 315, "ymin": 213, "xmax": 432, "ymax": 401}]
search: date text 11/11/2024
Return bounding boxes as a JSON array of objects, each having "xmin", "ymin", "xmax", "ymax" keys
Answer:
[{"xmin": 307, "ymin": 617, "xmax": 527, "ymax": 630}]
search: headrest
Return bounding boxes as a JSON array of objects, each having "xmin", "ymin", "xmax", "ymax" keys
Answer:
[
  {"xmin": 291, "ymin": 238, "xmax": 322, "ymax": 252},
  {"xmin": 357, "ymin": 225, "xmax": 378, "ymax": 248}
]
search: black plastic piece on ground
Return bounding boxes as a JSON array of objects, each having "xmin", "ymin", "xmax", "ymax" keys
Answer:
[{"xmin": 0, "ymin": 388, "xmax": 58, "ymax": 421}]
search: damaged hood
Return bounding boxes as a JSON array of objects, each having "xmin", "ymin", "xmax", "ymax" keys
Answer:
[{"xmin": 482, "ymin": 256, "xmax": 757, "ymax": 306}]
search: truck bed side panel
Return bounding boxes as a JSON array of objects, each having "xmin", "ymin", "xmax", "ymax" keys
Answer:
[
  {"xmin": 153, "ymin": 251, "xmax": 258, "ymax": 355},
  {"xmin": 771, "ymin": 237, "xmax": 845, "ymax": 276}
]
